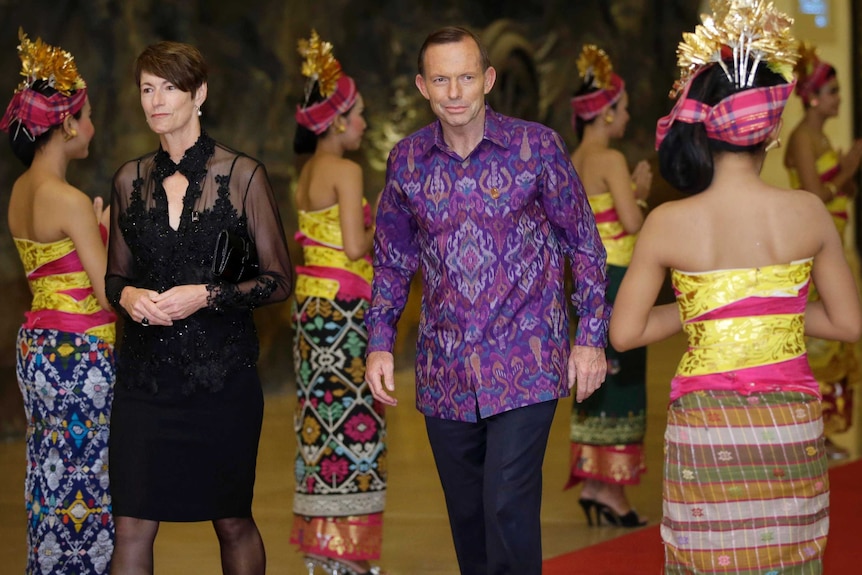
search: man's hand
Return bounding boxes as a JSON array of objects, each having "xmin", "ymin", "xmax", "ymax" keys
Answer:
[
  {"xmin": 366, "ymin": 351, "xmax": 397, "ymax": 406},
  {"xmin": 567, "ymin": 345, "xmax": 607, "ymax": 403}
]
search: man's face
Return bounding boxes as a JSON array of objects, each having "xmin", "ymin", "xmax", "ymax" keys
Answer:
[{"xmin": 415, "ymin": 38, "xmax": 496, "ymax": 132}]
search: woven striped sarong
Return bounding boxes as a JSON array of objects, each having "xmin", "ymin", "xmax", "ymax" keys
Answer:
[{"xmin": 663, "ymin": 390, "xmax": 828, "ymax": 574}]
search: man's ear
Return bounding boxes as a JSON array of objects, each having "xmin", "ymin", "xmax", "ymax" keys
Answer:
[
  {"xmin": 483, "ymin": 66, "xmax": 497, "ymax": 95},
  {"xmin": 415, "ymin": 74, "xmax": 430, "ymax": 101}
]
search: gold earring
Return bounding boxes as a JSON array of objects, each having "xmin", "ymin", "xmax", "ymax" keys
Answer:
[
  {"xmin": 764, "ymin": 138, "xmax": 781, "ymax": 152},
  {"xmin": 604, "ymin": 113, "xmax": 614, "ymax": 124},
  {"xmin": 335, "ymin": 123, "xmax": 346, "ymax": 134},
  {"xmin": 63, "ymin": 128, "xmax": 77, "ymax": 142}
]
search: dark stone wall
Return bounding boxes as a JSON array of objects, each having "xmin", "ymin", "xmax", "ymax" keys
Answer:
[{"xmin": 0, "ymin": 0, "xmax": 700, "ymax": 437}]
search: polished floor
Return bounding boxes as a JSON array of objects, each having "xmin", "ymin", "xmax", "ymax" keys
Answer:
[{"xmin": 0, "ymin": 332, "xmax": 858, "ymax": 574}]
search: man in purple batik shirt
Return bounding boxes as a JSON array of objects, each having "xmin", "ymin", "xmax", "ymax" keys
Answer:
[{"xmin": 365, "ymin": 26, "xmax": 609, "ymax": 575}]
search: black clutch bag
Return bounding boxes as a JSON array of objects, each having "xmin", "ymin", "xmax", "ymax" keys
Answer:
[{"xmin": 212, "ymin": 229, "xmax": 259, "ymax": 282}]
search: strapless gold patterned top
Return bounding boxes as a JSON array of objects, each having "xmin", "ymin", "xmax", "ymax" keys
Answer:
[
  {"xmin": 670, "ymin": 259, "xmax": 817, "ymax": 400},
  {"xmin": 14, "ymin": 236, "xmax": 116, "ymax": 344},
  {"xmin": 294, "ymin": 200, "xmax": 373, "ymax": 302},
  {"xmin": 588, "ymin": 192, "xmax": 637, "ymax": 267}
]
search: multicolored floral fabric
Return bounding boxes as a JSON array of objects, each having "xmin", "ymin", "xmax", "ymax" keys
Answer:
[
  {"xmin": 13, "ymin": 230, "xmax": 115, "ymax": 574},
  {"xmin": 292, "ymin": 190, "xmax": 383, "ymax": 560},
  {"xmin": 17, "ymin": 328, "xmax": 115, "ymax": 575},
  {"xmin": 292, "ymin": 292, "xmax": 386, "ymax": 560},
  {"xmin": 293, "ymin": 295, "xmax": 386, "ymax": 514},
  {"xmin": 664, "ymin": 261, "xmax": 828, "ymax": 573},
  {"xmin": 367, "ymin": 105, "xmax": 609, "ymax": 422}
]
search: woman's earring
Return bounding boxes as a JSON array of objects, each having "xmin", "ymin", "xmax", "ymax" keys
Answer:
[
  {"xmin": 764, "ymin": 138, "xmax": 781, "ymax": 152},
  {"xmin": 63, "ymin": 128, "xmax": 77, "ymax": 142},
  {"xmin": 196, "ymin": 105, "xmax": 202, "ymax": 117},
  {"xmin": 604, "ymin": 113, "xmax": 614, "ymax": 124},
  {"xmin": 335, "ymin": 123, "xmax": 346, "ymax": 134},
  {"xmin": 810, "ymin": 98, "xmax": 819, "ymax": 108}
]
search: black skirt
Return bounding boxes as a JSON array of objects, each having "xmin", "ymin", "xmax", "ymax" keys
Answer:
[{"xmin": 109, "ymin": 365, "xmax": 263, "ymax": 521}]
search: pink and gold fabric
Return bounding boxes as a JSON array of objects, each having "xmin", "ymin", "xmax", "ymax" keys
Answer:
[
  {"xmin": 294, "ymin": 200, "xmax": 373, "ymax": 302},
  {"xmin": 664, "ymin": 259, "xmax": 828, "ymax": 573},
  {"xmin": 587, "ymin": 192, "xmax": 637, "ymax": 267},
  {"xmin": 14, "ymin": 234, "xmax": 116, "ymax": 344},
  {"xmin": 788, "ymin": 150, "xmax": 858, "ymax": 434},
  {"xmin": 788, "ymin": 149, "xmax": 847, "ymax": 234},
  {"xmin": 295, "ymin": 75, "xmax": 357, "ymax": 135},
  {"xmin": 670, "ymin": 259, "xmax": 816, "ymax": 401},
  {"xmin": 795, "ymin": 58, "xmax": 833, "ymax": 106},
  {"xmin": 1, "ymin": 87, "xmax": 87, "ymax": 138},
  {"xmin": 570, "ymin": 74, "xmax": 625, "ymax": 121},
  {"xmin": 655, "ymin": 66, "xmax": 794, "ymax": 150}
]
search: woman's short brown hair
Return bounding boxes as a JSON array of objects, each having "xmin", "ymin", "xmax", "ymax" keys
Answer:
[{"xmin": 135, "ymin": 41, "xmax": 207, "ymax": 94}]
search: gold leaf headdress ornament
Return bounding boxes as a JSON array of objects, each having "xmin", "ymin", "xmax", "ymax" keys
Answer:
[
  {"xmin": 14, "ymin": 27, "xmax": 86, "ymax": 95},
  {"xmin": 297, "ymin": 29, "xmax": 344, "ymax": 105},
  {"xmin": 794, "ymin": 41, "xmax": 821, "ymax": 79},
  {"xmin": 577, "ymin": 45, "xmax": 614, "ymax": 90},
  {"xmin": 570, "ymin": 44, "xmax": 625, "ymax": 121},
  {"xmin": 792, "ymin": 40, "xmax": 833, "ymax": 104},
  {"xmin": 672, "ymin": 0, "xmax": 796, "ymax": 98},
  {"xmin": 294, "ymin": 30, "xmax": 357, "ymax": 135},
  {"xmin": 1, "ymin": 27, "xmax": 88, "ymax": 140}
]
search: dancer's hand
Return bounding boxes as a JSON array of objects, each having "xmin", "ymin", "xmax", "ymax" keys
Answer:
[{"xmin": 631, "ymin": 160, "xmax": 653, "ymax": 201}]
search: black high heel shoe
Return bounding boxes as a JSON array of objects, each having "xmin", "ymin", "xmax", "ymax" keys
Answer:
[
  {"xmin": 578, "ymin": 497, "xmax": 600, "ymax": 526},
  {"xmin": 600, "ymin": 506, "xmax": 648, "ymax": 528}
]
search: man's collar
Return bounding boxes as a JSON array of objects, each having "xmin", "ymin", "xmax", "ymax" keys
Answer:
[{"xmin": 415, "ymin": 104, "xmax": 510, "ymax": 158}]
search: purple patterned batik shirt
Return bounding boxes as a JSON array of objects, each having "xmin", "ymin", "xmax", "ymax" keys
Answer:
[{"xmin": 367, "ymin": 105, "xmax": 609, "ymax": 422}]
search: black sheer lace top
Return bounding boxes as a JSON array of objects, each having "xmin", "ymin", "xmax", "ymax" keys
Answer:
[{"xmin": 106, "ymin": 133, "xmax": 294, "ymax": 394}]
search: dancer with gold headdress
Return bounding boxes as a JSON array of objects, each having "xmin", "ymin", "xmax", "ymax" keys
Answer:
[
  {"xmin": 784, "ymin": 42, "xmax": 862, "ymax": 459},
  {"xmin": 2, "ymin": 29, "xmax": 116, "ymax": 574},
  {"xmin": 289, "ymin": 31, "xmax": 386, "ymax": 575},
  {"xmin": 566, "ymin": 44, "xmax": 651, "ymax": 528},
  {"xmin": 611, "ymin": 1, "xmax": 861, "ymax": 572}
]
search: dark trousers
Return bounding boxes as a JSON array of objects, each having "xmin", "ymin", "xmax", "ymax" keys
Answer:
[{"xmin": 424, "ymin": 400, "xmax": 558, "ymax": 575}]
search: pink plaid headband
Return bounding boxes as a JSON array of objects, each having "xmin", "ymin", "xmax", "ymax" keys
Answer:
[
  {"xmin": 0, "ymin": 86, "xmax": 87, "ymax": 139},
  {"xmin": 571, "ymin": 74, "xmax": 624, "ymax": 120},
  {"xmin": 795, "ymin": 59, "xmax": 832, "ymax": 105},
  {"xmin": 295, "ymin": 75, "xmax": 357, "ymax": 135},
  {"xmin": 655, "ymin": 68, "xmax": 794, "ymax": 150}
]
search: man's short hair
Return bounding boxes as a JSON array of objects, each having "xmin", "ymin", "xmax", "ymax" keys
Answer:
[{"xmin": 417, "ymin": 26, "xmax": 491, "ymax": 76}]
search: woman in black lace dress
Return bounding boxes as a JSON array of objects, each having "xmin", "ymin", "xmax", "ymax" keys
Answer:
[{"xmin": 105, "ymin": 41, "xmax": 293, "ymax": 575}]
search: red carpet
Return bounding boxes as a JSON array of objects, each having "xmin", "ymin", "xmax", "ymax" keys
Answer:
[{"xmin": 543, "ymin": 459, "xmax": 862, "ymax": 574}]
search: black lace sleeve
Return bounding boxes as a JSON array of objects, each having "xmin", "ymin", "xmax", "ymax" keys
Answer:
[
  {"xmin": 206, "ymin": 157, "xmax": 294, "ymax": 310},
  {"xmin": 105, "ymin": 160, "xmax": 141, "ymax": 317}
]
